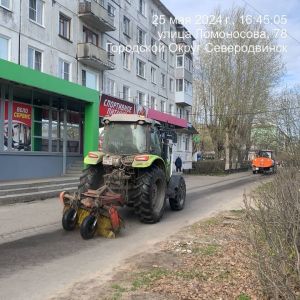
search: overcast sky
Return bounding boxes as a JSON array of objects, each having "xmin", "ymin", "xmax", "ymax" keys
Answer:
[{"xmin": 163, "ymin": 0, "xmax": 300, "ymax": 88}]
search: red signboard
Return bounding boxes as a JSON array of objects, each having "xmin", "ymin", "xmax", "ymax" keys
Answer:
[
  {"xmin": 4, "ymin": 101, "xmax": 32, "ymax": 127},
  {"xmin": 99, "ymin": 94, "xmax": 135, "ymax": 117}
]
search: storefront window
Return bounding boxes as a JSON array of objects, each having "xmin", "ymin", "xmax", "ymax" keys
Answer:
[{"xmin": 0, "ymin": 83, "xmax": 83, "ymax": 154}]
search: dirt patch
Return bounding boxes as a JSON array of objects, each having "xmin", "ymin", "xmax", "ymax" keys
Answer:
[{"xmin": 51, "ymin": 211, "xmax": 262, "ymax": 300}]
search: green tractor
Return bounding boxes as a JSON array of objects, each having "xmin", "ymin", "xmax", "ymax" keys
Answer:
[{"xmin": 79, "ymin": 114, "xmax": 186, "ymax": 224}]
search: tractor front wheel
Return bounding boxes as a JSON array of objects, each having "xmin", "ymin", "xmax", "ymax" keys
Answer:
[{"xmin": 136, "ymin": 167, "xmax": 166, "ymax": 224}]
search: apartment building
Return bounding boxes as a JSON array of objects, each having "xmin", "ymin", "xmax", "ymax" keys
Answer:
[{"xmin": 0, "ymin": 0, "xmax": 194, "ymax": 180}]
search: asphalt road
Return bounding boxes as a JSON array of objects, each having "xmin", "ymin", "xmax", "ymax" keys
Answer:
[{"xmin": 0, "ymin": 172, "xmax": 265, "ymax": 300}]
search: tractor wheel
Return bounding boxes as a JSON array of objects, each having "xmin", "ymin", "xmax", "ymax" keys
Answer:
[
  {"xmin": 169, "ymin": 177, "xmax": 186, "ymax": 211},
  {"xmin": 62, "ymin": 208, "xmax": 77, "ymax": 231},
  {"xmin": 78, "ymin": 164, "xmax": 104, "ymax": 194},
  {"xmin": 80, "ymin": 215, "xmax": 97, "ymax": 240},
  {"xmin": 135, "ymin": 166, "xmax": 166, "ymax": 224}
]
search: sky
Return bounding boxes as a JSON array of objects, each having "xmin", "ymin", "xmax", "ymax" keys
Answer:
[{"xmin": 163, "ymin": 0, "xmax": 300, "ymax": 88}]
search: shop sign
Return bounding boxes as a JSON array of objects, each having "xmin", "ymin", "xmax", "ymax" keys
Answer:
[
  {"xmin": 99, "ymin": 94, "xmax": 135, "ymax": 117},
  {"xmin": 4, "ymin": 101, "xmax": 32, "ymax": 151}
]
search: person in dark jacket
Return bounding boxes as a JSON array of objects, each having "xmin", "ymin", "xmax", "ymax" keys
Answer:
[{"xmin": 175, "ymin": 156, "xmax": 182, "ymax": 172}]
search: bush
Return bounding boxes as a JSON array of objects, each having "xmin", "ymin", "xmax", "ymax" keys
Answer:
[{"xmin": 244, "ymin": 166, "xmax": 300, "ymax": 299}]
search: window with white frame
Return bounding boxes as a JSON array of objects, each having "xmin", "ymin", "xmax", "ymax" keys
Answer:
[
  {"xmin": 160, "ymin": 44, "xmax": 166, "ymax": 61},
  {"xmin": 0, "ymin": 36, "xmax": 9, "ymax": 60},
  {"xmin": 161, "ymin": 73, "xmax": 166, "ymax": 88},
  {"xmin": 185, "ymin": 80, "xmax": 192, "ymax": 95},
  {"xmin": 107, "ymin": 42, "xmax": 115, "ymax": 63},
  {"xmin": 137, "ymin": 27, "xmax": 146, "ymax": 45},
  {"xmin": 185, "ymin": 56, "xmax": 193, "ymax": 72},
  {"xmin": 136, "ymin": 58, "xmax": 146, "ymax": 78},
  {"xmin": 123, "ymin": 85, "xmax": 130, "ymax": 100},
  {"xmin": 123, "ymin": 16, "xmax": 131, "ymax": 37},
  {"xmin": 169, "ymin": 78, "xmax": 174, "ymax": 92},
  {"xmin": 151, "ymin": 67, "xmax": 156, "ymax": 84},
  {"xmin": 176, "ymin": 79, "xmax": 183, "ymax": 92},
  {"xmin": 107, "ymin": 78, "xmax": 116, "ymax": 96},
  {"xmin": 0, "ymin": 0, "xmax": 11, "ymax": 9},
  {"xmin": 160, "ymin": 100, "xmax": 165, "ymax": 112},
  {"xmin": 186, "ymin": 110, "xmax": 190, "ymax": 122},
  {"xmin": 138, "ymin": 0, "xmax": 145, "ymax": 16},
  {"xmin": 185, "ymin": 137, "xmax": 190, "ymax": 151},
  {"xmin": 150, "ymin": 96, "xmax": 156, "ymax": 109},
  {"xmin": 29, "ymin": 0, "xmax": 44, "ymax": 25},
  {"xmin": 107, "ymin": 3, "xmax": 115, "ymax": 17},
  {"xmin": 28, "ymin": 47, "xmax": 42, "ymax": 71},
  {"xmin": 137, "ymin": 91, "xmax": 145, "ymax": 105},
  {"xmin": 151, "ymin": 9, "xmax": 157, "ymax": 31},
  {"xmin": 59, "ymin": 13, "xmax": 71, "ymax": 40},
  {"xmin": 176, "ymin": 55, "xmax": 183, "ymax": 68},
  {"xmin": 123, "ymin": 51, "xmax": 131, "ymax": 70},
  {"xmin": 177, "ymin": 134, "xmax": 182, "ymax": 150},
  {"xmin": 169, "ymin": 104, "xmax": 173, "ymax": 115},
  {"xmin": 82, "ymin": 69, "xmax": 97, "ymax": 90},
  {"xmin": 151, "ymin": 38, "xmax": 157, "ymax": 55},
  {"xmin": 170, "ymin": 53, "xmax": 175, "ymax": 67},
  {"xmin": 58, "ymin": 59, "xmax": 70, "ymax": 81}
]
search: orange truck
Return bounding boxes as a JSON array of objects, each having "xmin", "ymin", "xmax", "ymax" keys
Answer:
[{"xmin": 252, "ymin": 150, "xmax": 277, "ymax": 174}]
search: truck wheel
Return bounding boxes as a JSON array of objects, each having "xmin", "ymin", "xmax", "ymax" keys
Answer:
[
  {"xmin": 169, "ymin": 177, "xmax": 186, "ymax": 211},
  {"xmin": 80, "ymin": 215, "xmax": 97, "ymax": 240},
  {"xmin": 78, "ymin": 164, "xmax": 104, "ymax": 194},
  {"xmin": 62, "ymin": 208, "xmax": 77, "ymax": 231},
  {"xmin": 136, "ymin": 166, "xmax": 166, "ymax": 224}
]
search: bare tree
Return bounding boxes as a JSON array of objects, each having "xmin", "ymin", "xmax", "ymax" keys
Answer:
[{"xmin": 193, "ymin": 7, "xmax": 283, "ymax": 168}]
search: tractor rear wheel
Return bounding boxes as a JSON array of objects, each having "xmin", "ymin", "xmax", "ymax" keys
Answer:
[
  {"xmin": 169, "ymin": 176, "xmax": 186, "ymax": 211},
  {"xmin": 78, "ymin": 164, "xmax": 104, "ymax": 194},
  {"xmin": 135, "ymin": 166, "xmax": 166, "ymax": 224}
]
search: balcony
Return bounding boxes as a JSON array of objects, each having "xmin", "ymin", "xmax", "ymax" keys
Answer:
[
  {"xmin": 78, "ymin": 0, "xmax": 115, "ymax": 32},
  {"xmin": 175, "ymin": 91, "xmax": 193, "ymax": 106},
  {"xmin": 77, "ymin": 43, "xmax": 115, "ymax": 71}
]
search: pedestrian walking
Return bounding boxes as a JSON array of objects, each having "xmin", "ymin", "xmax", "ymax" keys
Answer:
[{"xmin": 175, "ymin": 156, "xmax": 182, "ymax": 172}]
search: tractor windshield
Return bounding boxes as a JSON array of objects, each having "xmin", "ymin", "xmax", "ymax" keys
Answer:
[{"xmin": 102, "ymin": 123, "xmax": 147, "ymax": 155}]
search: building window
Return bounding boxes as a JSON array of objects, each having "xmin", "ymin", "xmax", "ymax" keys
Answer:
[
  {"xmin": 0, "ymin": 0, "xmax": 10, "ymax": 9},
  {"xmin": 151, "ymin": 38, "xmax": 157, "ymax": 55},
  {"xmin": 58, "ymin": 59, "xmax": 70, "ymax": 81},
  {"xmin": 82, "ymin": 69, "xmax": 97, "ymax": 90},
  {"xmin": 138, "ymin": 0, "xmax": 145, "ymax": 16},
  {"xmin": 28, "ymin": 47, "xmax": 42, "ymax": 71},
  {"xmin": 185, "ymin": 80, "xmax": 192, "ymax": 95},
  {"xmin": 169, "ymin": 104, "xmax": 173, "ymax": 115},
  {"xmin": 169, "ymin": 78, "xmax": 174, "ymax": 92},
  {"xmin": 137, "ymin": 27, "xmax": 146, "ymax": 45},
  {"xmin": 123, "ymin": 51, "xmax": 131, "ymax": 70},
  {"xmin": 150, "ymin": 96, "xmax": 156, "ymax": 109},
  {"xmin": 29, "ymin": 0, "xmax": 44, "ymax": 25},
  {"xmin": 0, "ymin": 36, "xmax": 9, "ymax": 60},
  {"xmin": 176, "ymin": 55, "xmax": 183, "ymax": 68},
  {"xmin": 123, "ymin": 16, "xmax": 131, "ymax": 37},
  {"xmin": 136, "ymin": 59, "xmax": 146, "ymax": 78},
  {"xmin": 161, "ymin": 73, "xmax": 166, "ymax": 88},
  {"xmin": 107, "ymin": 78, "xmax": 116, "ymax": 96},
  {"xmin": 186, "ymin": 110, "xmax": 190, "ymax": 122},
  {"xmin": 170, "ymin": 53, "xmax": 175, "ymax": 67},
  {"xmin": 107, "ymin": 3, "xmax": 115, "ymax": 17},
  {"xmin": 160, "ymin": 100, "xmax": 165, "ymax": 113},
  {"xmin": 185, "ymin": 137, "xmax": 190, "ymax": 151},
  {"xmin": 137, "ymin": 91, "xmax": 145, "ymax": 105},
  {"xmin": 83, "ymin": 27, "xmax": 98, "ymax": 46},
  {"xmin": 123, "ymin": 85, "xmax": 130, "ymax": 100},
  {"xmin": 59, "ymin": 13, "xmax": 71, "ymax": 40},
  {"xmin": 160, "ymin": 44, "xmax": 166, "ymax": 61},
  {"xmin": 107, "ymin": 42, "xmax": 115, "ymax": 63},
  {"xmin": 176, "ymin": 79, "xmax": 183, "ymax": 92},
  {"xmin": 151, "ymin": 67, "xmax": 156, "ymax": 84}
]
